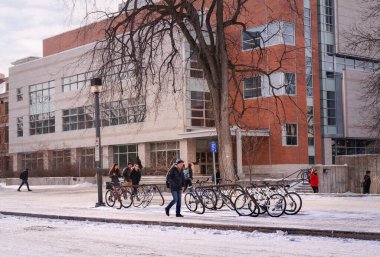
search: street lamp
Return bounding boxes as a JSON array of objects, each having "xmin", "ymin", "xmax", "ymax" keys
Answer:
[{"xmin": 91, "ymin": 78, "xmax": 105, "ymax": 207}]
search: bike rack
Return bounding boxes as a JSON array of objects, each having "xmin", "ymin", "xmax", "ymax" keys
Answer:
[{"xmin": 121, "ymin": 183, "xmax": 165, "ymax": 207}]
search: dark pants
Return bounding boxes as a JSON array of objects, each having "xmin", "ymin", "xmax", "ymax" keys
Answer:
[
  {"xmin": 312, "ymin": 186, "xmax": 318, "ymax": 193},
  {"xmin": 166, "ymin": 190, "xmax": 182, "ymax": 215},
  {"xmin": 183, "ymin": 179, "xmax": 192, "ymax": 192},
  {"xmin": 18, "ymin": 180, "xmax": 30, "ymax": 191},
  {"xmin": 363, "ymin": 186, "xmax": 370, "ymax": 194}
]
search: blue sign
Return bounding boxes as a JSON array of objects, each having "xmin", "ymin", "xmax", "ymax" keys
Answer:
[{"xmin": 210, "ymin": 141, "xmax": 218, "ymax": 153}]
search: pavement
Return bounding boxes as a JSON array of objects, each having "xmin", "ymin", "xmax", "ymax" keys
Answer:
[{"xmin": 1, "ymin": 184, "xmax": 379, "ymax": 240}]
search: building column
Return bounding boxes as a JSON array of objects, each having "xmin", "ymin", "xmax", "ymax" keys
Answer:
[
  {"xmin": 236, "ymin": 128, "xmax": 244, "ymax": 177},
  {"xmin": 102, "ymin": 145, "xmax": 112, "ymax": 169},
  {"xmin": 13, "ymin": 153, "xmax": 21, "ymax": 173},
  {"xmin": 43, "ymin": 150, "xmax": 50, "ymax": 171},
  {"xmin": 179, "ymin": 139, "xmax": 197, "ymax": 165},
  {"xmin": 138, "ymin": 143, "xmax": 150, "ymax": 168}
]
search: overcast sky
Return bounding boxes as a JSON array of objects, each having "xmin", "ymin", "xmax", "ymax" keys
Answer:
[{"xmin": 0, "ymin": 0, "xmax": 119, "ymax": 77}]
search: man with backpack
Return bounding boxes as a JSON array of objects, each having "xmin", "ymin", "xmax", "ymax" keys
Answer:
[
  {"xmin": 165, "ymin": 158, "xmax": 185, "ymax": 217},
  {"xmin": 17, "ymin": 168, "xmax": 32, "ymax": 192}
]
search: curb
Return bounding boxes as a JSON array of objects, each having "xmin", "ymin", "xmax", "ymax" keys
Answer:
[{"xmin": 1, "ymin": 211, "xmax": 379, "ymax": 241}]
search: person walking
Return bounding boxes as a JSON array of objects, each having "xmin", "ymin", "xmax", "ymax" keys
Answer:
[
  {"xmin": 183, "ymin": 163, "xmax": 193, "ymax": 193},
  {"xmin": 130, "ymin": 163, "xmax": 142, "ymax": 195},
  {"xmin": 17, "ymin": 168, "xmax": 32, "ymax": 192},
  {"xmin": 363, "ymin": 170, "xmax": 371, "ymax": 194},
  {"xmin": 309, "ymin": 168, "xmax": 319, "ymax": 193},
  {"xmin": 165, "ymin": 158, "xmax": 185, "ymax": 217},
  {"xmin": 109, "ymin": 163, "xmax": 121, "ymax": 185}
]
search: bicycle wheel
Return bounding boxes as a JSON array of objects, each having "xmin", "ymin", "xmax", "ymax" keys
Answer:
[
  {"xmin": 184, "ymin": 193, "xmax": 198, "ymax": 212},
  {"xmin": 229, "ymin": 188, "xmax": 244, "ymax": 210},
  {"xmin": 121, "ymin": 188, "xmax": 133, "ymax": 208},
  {"xmin": 132, "ymin": 190, "xmax": 144, "ymax": 207},
  {"xmin": 234, "ymin": 193, "xmax": 254, "ymax": 216},
  {"xmin": 142, "ymin": 190, "xmax": 154, "ymax": 208},
  {"xmin": 105, "ymin": 190, "xmax": 116, "ymax": 207},
  {"xmin": 202, "ymin": 189, "xmax": 217, "ymax": 210},
  {"xmin": 214, "ymin": 191, "xmax": 225, "ymax": 209},
  {"xmin": 266, "ymin": 193, "xmax": 286, "ymax": 217},
  {"xmin": 284, "ymin": 192, "xmax": 302, "ymax": 215}
]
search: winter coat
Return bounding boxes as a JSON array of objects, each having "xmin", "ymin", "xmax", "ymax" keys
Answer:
[
  {"xmin": 363, "ymin": 174, "xmax": 371, "ymax": 188},
  {"xmin": 19, "ymin": 170, "xmax": 29, "ymax": 181},
  {"xmin": 123, "ymin": 167, "xmax": 132, "ymax": 181},
  {"xmin": 167, "ymin": 165, "xmax": 185, "ymax": 192},
  {"xmin": 130, "ymin": 168, "xmax": 141, "ymax": 186},
  {"xmin": 109, "ymin": 168, "xmax": 121, "ymax": 184},
  {"xmin": 309, "ymin": 172, "xmax": 318, "ymax": 187}
]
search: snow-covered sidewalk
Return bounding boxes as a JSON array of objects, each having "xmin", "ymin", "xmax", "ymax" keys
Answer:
[{"xmin": 1, "ymin": 184, "xmax": 379, "ymax": 236}]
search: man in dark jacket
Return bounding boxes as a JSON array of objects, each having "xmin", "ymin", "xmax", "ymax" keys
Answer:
[
  {"xmin": 130, "ymin": 163, "xmax": 142, "ymax": 195},
  {"xmin": 363, "ymin": 170, "xmax": 371, "ymax": 194},
  {"xmin": 17, "ymin": 168, "xmax": 32, "ymax": 192},
  {"xmin": 123, "ymin": 162, "xmax": 133, "ymax": 182},
  {"xmin": 165, "ymin": 158, "xmax": 185, "ymax": 217}
]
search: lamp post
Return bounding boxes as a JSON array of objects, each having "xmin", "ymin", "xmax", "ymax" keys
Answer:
[{"xmin": 91, "ymin": 78, "xmax": 105, "ymax": 207}]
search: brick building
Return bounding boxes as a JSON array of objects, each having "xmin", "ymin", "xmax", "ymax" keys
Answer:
[{"xmin": 0, "ymin": 74, "xmax": 10, "ymax": 177}]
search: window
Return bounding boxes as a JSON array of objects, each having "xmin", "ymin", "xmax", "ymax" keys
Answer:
[
  {"xmin": 242, "ymin": 31, "xmax": 261, "ymax": 50},
  {"xmin": 29, "ymin": 112, "xmax": 55, "ymax": 135},
  {"xmin": 17, "ymin": 117, "xmax": 23, "ymax": 137},
  {"xmin": 29, "ymin": 81, "xmax": 55, "ymax": 135},
  {"xmin": 307, "ymin": 107, "xmax": 315, "ymax": 146},
  {"xmin": 101, "ymin": 98, "xmax": 145, "ymax": 126},
  {"xmin": 51, "ymin": 150, "xmax": 71, "ymax": 170},
  {"xmin": 62, "ymin": 106, "xmax": 94, "ymax": 131},
  {"xmin": 326, "ymin": 44, "xmax": 334, "ymax": 55},
  {"xmin": 150, "ymin": 141, "xmax": 180, "ymax": 169},
  {"xmin": 326, "ymin": 91, "xmax": 336, "ymax": 125},
  {"xmin": 243, "ymin": 76, "xmax": 262, "ymax": 98},
  {"xmin": 189, "ymin": 45, "xmax": 204, "ymax": 78},
  {"xmin": 79, "ymin": 148, "xmax": 95, "ymax": 168},
  {"xmin": 21, "ymin": 152, "xmax": 44, "ymax": 171},
  {"xmin": 190, "ymin": 91, "xmax": 215, "ymax": 127},
  {"xmin": 282, "ymin": 124, "xmax": 298, "ymax": 146},
  {"xmin": 113, "ymin": 145, "xmax": 138, "ymax": 167},
  {"xmin": 325, "ymin": 0, "xmax": 333, "ymax": 32},
  {"xmin": 284, "ymin": 73, "xmax": 296, "ymax": 95},
  {"xmin": 62, "ymin": 73, "xmax": 89, "ymax": 92},
  {"xmin": 17, "ymin": 88, "xmax": 23, "ymax": 101},
  {"xmin": 242, "ymin": 21, "xmax": 295, "ymax": 51}
]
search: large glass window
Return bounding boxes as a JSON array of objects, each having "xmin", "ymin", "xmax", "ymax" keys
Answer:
[
  {"xmin": 62, "ymin": 73, "xmax": 89, "ymax": 92},
  {"xmin": 282, "ymin": 124, "xmax": 298, "ymax": 146},
  {"xmin": 29, "ymin": 112, "xmax": 55, "ymax": 135},
  {"xmin": 21, "ymin": 152, "xmax": 44, "ymax": 171},
  {"xmin": 113, "ymin": 145, "xmax": 138, "ymax": 167},
  {"xmin": 79, "ymin": 148, "xmax": 95, "ymax": 168},
  {"xmin": 17, "ymin": 117, "xmax": 23, "ymax": 137},
  {"xmin": 325, "ymin": 0, "xmax": 333, "ymax": 32},
  {"xmin": 242, "ymin": 21, "xmax": 295, "ymax": 50},
  {"xmin": 101, "ymin": 98, "xmax": 145, "ymax": 126},
  {"xmin": 62, "ymin": 106, "xmax": 94, "ymax": 131},
  {"xmin": 190, "ymin": 91, "xmax": 214, "ymax": 127},
  {"xmin": 150, "ymin": 141, "xmax": 180, "ymax": 169},
  {"xmin": 243, "ymin": 76, "xmax": 262, "ymax": 99},
  {"xmin": 51, "ymin": 150, "xmax": 71, "ymax": 170},
  {"xmin": 326, "ymin": 91, "xmax": 336, "ymax": 125},
  {"xmin": 189, "ymin": 45, "xmax": 204, "ymax": 78},
  {"xmin": 29, "ymin": 81, "xmax": 55, "ymax": 135}
]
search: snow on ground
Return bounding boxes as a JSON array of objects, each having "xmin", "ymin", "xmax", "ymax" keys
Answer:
[
  {"xmin": 0, "ymin": 215, "xmax": 378, "ymax": 257},
  {"xmin": 1, "ymin": 185, "xmax": 380, "ymax": 234}
]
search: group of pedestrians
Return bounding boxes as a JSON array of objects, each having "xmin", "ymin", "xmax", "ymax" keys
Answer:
[{"xmin": 108, "ymin": 162, "xmax": 141, "ymax": 195}]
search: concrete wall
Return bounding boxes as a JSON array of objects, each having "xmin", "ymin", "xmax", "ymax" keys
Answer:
[
  {"xmin": 312, "ymin": 165, "xmax": 349, "ymax": 193},
  {"xmin": 6, "ymin": 176, "xmax": 96, "ymax": 186},
  {"xmin": 335, "ymin": 154, "xmax": 380, "ymax": 194}
]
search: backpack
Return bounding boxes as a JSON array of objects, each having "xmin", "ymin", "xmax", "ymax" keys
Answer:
[
  {"xmin": 19, "ymin": 172, "xmax": 24, "ymax": 180},
  {"xmin": 184, "ymin": 169, "xmax": 190, "ymax": 179}
]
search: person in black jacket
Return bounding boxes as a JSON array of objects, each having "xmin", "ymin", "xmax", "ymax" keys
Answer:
[
  {"xmin": 122, "ymin": 162, "xmax": 133, "ymax": 183},
  {"xmin": 130, "ymin": 163, "xmax": 142, "ymax": 195},
  {"xmin": 109, "ymin": 163, "xmax": 121, "ymax": 185},
  {"xmin": 17, "ymin": 168, "xmax": 32, "ymax": 192},
  {"xmin": 363, "ymin": 170, "xmax": 371, "ymax": 194},
  {"xmin": 165, "ymin": 158, "xmax": 185, "ymax": 217}
]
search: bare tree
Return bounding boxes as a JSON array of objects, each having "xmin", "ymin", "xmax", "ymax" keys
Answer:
[
  {"xmin": 345, "ymin": 0, "xmax": 380, "ymax": 136},
  {"xmin": 75, "ymin": 0, "xmax": 301, "ymax": 180}
]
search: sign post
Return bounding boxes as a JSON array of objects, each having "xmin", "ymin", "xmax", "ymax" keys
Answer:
[{"xmin": 210, "ymin": 141, "xmax": 218, "ymax": 185}]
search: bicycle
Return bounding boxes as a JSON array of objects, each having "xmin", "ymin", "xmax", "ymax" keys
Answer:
[
  {"xmin": 105, "ymin": 181, "xmax": 132, "ymax": 209},
  {"xmin": 184, "ymin": 185, "xmax": 205, "ymax": 214}
]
